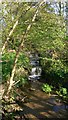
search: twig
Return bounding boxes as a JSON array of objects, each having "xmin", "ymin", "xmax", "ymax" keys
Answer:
[{"xmin": 13, "ymin": 80, "xmax": 20, "ymax": 86}]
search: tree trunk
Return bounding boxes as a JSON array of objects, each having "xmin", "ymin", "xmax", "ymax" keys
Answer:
[
  {"xmin": 59, "ymin": 1, "xmax": 61, "ymax": 16},
  {"xmin": 1, "ymin": 6, "xmax": 31, "ymax": 54},
  {"xmin": 7, "ymin": 1, "xmax": 44, "ymax": 94}
]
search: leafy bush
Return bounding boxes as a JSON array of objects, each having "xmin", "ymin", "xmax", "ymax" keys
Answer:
[
  {"xmin": 42, "ymin": 83, "xmax": 53, "ymax": 93},
  {"xmin": 2, "ymin": 51, "xmax": 30, "ymax": 83},
  {"xmin": 56, "ymin": 87, "xmax": 67, "ymax": 96},
  {"xmin": 56, "ymin": 87, "xmax": 68, "ymax": 101},
  {"xmin": 2, "ymin": 52, "xmax": 16, "ymax": 82},
  {"xmin": 17, "ymin": 52, "xmax": 30, "ymax": 68},
  {"xmin": 15, "ymin": 76, "xmax": 28, "ymax": 88},
  {"xmin": 41, "ymin": 57, "xmax": 68, "ymax": 88}
]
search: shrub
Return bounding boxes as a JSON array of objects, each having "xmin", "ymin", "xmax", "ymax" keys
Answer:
[{"xmin": 42, "ymin": 83, "xmax": 53, "ymax": 94}]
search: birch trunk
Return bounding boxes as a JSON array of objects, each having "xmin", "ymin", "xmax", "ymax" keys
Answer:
[
  {"xmin": 1, "ymin": 6, "xmax": 31, "ymax": 54},
  {"xmin": 7, "ymin": 1, "xmax": 44, "ymax": 94}
]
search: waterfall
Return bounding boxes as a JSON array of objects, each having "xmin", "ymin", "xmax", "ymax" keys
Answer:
[{"xmin": 28, "ymin": 53, "xmax": 42, "ymax": 81}]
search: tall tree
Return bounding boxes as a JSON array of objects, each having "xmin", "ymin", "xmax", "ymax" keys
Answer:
[
  {"xmin": 59, "ymin": 1, "xmax": 61, "ymax": 15},
  {"xmin": 7, "ymin": 1, "xmax": 44, "ymax": 94},
  {"xmin": 1, "ymin": 3, "xmax": 32, "ymax": 54}
]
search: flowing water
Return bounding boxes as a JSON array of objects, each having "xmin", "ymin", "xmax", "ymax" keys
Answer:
[
  {"xmin": 28, "ymin": 53, "xmax": 42, "ymax": 81},
  {"xmin": 2, "ymin": 53, "xmax": 68, "ymax": 119},
  {"xmin": 26, "ymin": 53, "xmax": 68, "ymax": 118},
  {"xmin": 21, "ymin": 80, "xmax": 68, "ymax": 119}
]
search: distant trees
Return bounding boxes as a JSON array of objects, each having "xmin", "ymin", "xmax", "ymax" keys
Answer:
[{"xmin": 65, "ymin": 1, "xmax": 68, "ymax": 36}]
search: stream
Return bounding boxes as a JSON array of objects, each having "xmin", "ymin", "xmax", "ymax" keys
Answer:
[
  {"xmin": 1, "ymin": 80, "xmax": 68, "ymax": 119},
  {"xmin": 25, "ymin": 53, "xmax": 68, "ymax": 118},
  {"xmin": 2, "ymin": 53, "xmax": 68, "ymax": 119},
  {"xmin": 28, "ymin": 53, "xmax": 42, "ymax": 81},
  {"xmin": 22, "ymin": 80, "xmax": 68, "ymax": 119}
]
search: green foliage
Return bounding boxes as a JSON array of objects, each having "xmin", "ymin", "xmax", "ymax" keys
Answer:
[
  {"xmin": 56, "ymin": 87, "xmax": 67, "ymax": 96},
  {"xmin": 56, "ymin": 87, "xmax": 68, "ymax": 102},
  {"xmin": 61, "ymin": 88, "xmax": 67, "ymax": 95},
  {"xmin": 56, "ymin": 87, "xmax": 68, "ymax": 103},
  {"xmin": 42, "ymin": 83, "xmax": 53, "ymax": 93},
  {"xmin": 2, "ymin": 52, "xmax": 16, "ymax": 82},
  {"xmin": 2, "ymin": 51, "xmax": 29, "ymax": 83},
  {"xmin": 17, "ymin": 52, "xmax": 29, "ymax": 68},
  {"xmin": 20, "ymin": 77, "xmax": 28, "ymax": 85},
  {"xmin": 2, "ymin": 2, "xmax": 68, "ymax": 92},
  {"xmin": 15, "ymin": 76, "xmax": 28, "ymax": 88},
  {"xmin": 24, "ymin": 8, "xmax": 67, "ymax": 88}
]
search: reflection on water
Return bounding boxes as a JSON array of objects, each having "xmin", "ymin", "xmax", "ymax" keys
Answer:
[
  {"xmin": 48, "ymin": 97, "xmax": 68, "ymax": 112},
  {"xmin": 53, "ymin": 105, "xmax": 68, "ymax": 112},
  {"xmin": 28, "ymin": 53, "xmax": 68, "ymax": 114}
]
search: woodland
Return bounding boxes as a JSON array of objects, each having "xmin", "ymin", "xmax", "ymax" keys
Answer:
[{"xmin": 0, "ymin": 0, "xmax": 68, "ymax": 119}]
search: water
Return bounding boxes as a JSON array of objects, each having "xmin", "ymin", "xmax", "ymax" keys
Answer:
[
  {"xmin": 28, "ymin": 67, "xmax": 42, "ymax": 80},
  {"xmin": 30, "ymin": 60, "xmax": 39, "ymax": 66},
  {"xmin": 28, "ymin": 53, "xmax": 42, "ymax": 81},
  {"xmin": 53, "ymin": 105, "xmax": 68, "ymax": 112},
  {"xmin": 48, "ymin": 97, "xmax": 68, "ymax": 112},
  {"xmin": 28, "ymin": 53, "xmax": 68, "ymax": 114},
  {"xmin": 22, "ymin": 81, "xmax": 68, "ymax": 118}
]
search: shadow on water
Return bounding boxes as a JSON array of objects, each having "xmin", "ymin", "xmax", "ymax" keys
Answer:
[
  {"xmin": 2, "ymin": 82, "xmax": 68, "ymax": 119},
  {"xmin": 53, "ymin": 105, "xmax": 68, "ymax": 112},
  {"xmin": 47, "ymin": 97, "xmax": 68, "ymax": 112},
  {"xmin": 19, "ymin": 81, "xmax": 68, "ymax": 118}
]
